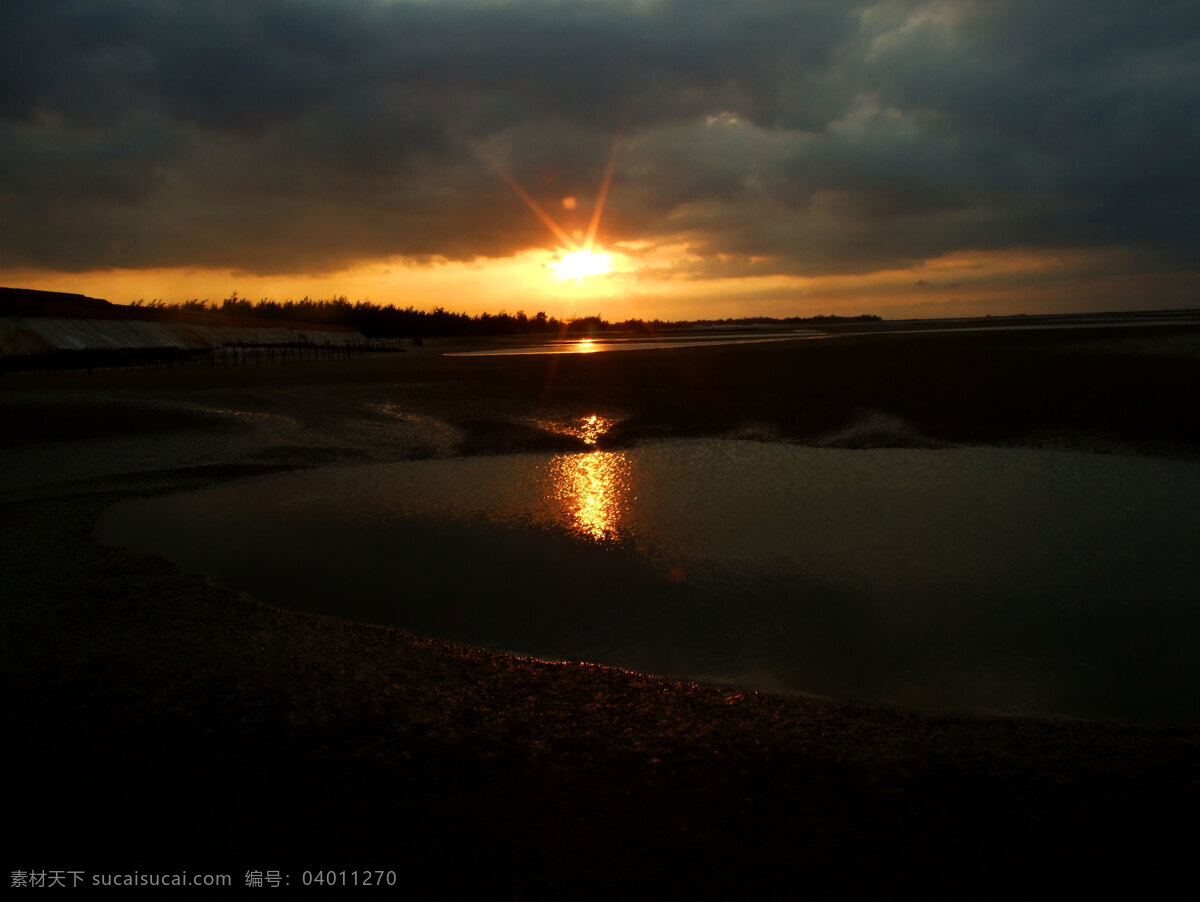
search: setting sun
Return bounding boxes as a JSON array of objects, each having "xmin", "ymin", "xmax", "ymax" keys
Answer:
[{"xmin": 551, "ymin": 248, "xmax": 613, "ymax": 282}]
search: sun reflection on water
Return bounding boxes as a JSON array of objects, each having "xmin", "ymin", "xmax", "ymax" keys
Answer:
[
  {"xmin": 540, "ymin": 413, "xmax": 615, "ymax": 445},
  {"xmin": 575, "ymin": 414, "xmax": 610, "ymax": 445},
  {"xmin": 550, "ymin": 450, "xmax": 633, "ymax": 541},
  {"xmin": 547, "ymin": 415, "xmax": 632, "ymax": 540}
]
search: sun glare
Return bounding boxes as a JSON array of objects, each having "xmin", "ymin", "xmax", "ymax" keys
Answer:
[
  {"xmin": 551, "ymin": 248, "xmax": 613, "ymax": 282},
  {"xmin": 481, "ymin": 120, "xmax": 626, "ymax": 288}
]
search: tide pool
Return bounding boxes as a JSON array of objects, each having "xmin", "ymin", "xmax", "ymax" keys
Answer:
[{"xmin": 97, "ymin": 439, "xmax": 1200, "ymax": 724}]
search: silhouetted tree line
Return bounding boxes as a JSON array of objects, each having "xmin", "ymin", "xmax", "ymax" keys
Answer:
[
  {"xmin": 130, "ymin": 295, "xmax": 879, "ymax": 338},
  {"xmin": 132, "ymin": 295, "xmax": 562, "ymax": 338}
]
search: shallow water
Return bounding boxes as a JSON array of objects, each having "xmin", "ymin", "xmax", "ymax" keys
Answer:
[
  {"xmin": 98, "ymin": 439, "xmax": 1200, "ymax": 724},
  {"xmin": 445, "ymin": 331, "xmax": 820, "ymax": 356}
]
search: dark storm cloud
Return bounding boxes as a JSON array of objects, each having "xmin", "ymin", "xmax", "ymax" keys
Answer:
[{"xmin": 1, "ymin": 0, "xmax": 1196, "ymax": 278}]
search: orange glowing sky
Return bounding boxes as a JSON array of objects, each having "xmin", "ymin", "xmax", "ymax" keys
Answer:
[
  {"xmin": 4, "ymin": 246, "xmax": 1195, "ymax": 323},
  {"xmin": 2, "ymin": 1, "xmax": 1196, "ymax": 320}
]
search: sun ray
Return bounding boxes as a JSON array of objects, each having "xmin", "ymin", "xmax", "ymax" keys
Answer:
[
  {"xmin": 475, "ymin": 144, "xmax": 579, "ymax": 250},
  {"xmin": 478, "ymin": 120, "xmax": 625, "ymax": 281},
  {"xmin": 584, "ymin": 118, "xmax": 626, "ymax": 251}
]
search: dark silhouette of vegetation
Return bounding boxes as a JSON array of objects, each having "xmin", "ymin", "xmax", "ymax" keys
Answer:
[{"xmin": 128, "ymin": 293, "xmax": 880, "ymax": 339}]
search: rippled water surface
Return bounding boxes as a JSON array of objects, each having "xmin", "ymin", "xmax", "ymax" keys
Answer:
[
  {"xmin": 98, "ymin": 439, "xmax": 1200, "ymax": 724},
  {"xmin": 444, "ymin": 331, "xmax": 820, "ymax": 356}
]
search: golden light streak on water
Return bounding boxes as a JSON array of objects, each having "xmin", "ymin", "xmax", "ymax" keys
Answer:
[
  {"xmin": 574, "ymin": 414, "xmax": 610, "ymax": 444},
  {"xmin": 539, "ymin": 413, "xmax": 615, "ymax": 443},
  {"xmin": 549, "ymin": 450, "xmax": 633, "ymax": 541},
  {"xmin": 544, "ymin": 414, "xmax": 629, "ymax": 538}
]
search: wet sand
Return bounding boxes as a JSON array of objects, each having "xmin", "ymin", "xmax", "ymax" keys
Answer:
[{"xmin": 4, "ymin": 321, "xmax": 1200, "ymax": 896}]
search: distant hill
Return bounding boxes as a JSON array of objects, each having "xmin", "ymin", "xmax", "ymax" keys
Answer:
[
  {"xmin": 0, "ymin": 287, "xmax": 115, "ymax": 318},
  {"xmin": 0, "ymin": 287, "xmax": 358, "ymax": 333}
]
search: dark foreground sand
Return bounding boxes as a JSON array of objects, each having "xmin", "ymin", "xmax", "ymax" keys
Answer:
[{"xmin": 4, "ymin": 322, "xmax": 1200, "ymax": 896}]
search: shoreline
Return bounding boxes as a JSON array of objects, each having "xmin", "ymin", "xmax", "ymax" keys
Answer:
[{"xmin": 5, "ymin": 326, "xmax": 1199, "ymax": 894}]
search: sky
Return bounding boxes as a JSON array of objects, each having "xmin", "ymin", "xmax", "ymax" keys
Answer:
[{"xmin": 2, "ymin": 0, "xmax": 1197, "ymax": 321}]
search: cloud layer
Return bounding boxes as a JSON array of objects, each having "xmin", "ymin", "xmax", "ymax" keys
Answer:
[{"xmin": 3, "ymin": 0, "xmax": 1197, "ymax": 288}]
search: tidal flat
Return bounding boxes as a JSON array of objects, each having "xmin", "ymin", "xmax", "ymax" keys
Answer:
[{"xmin": 4, "ymin": 318, "xmax": 1200, "ymax": 896}]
